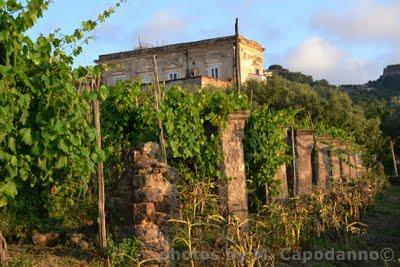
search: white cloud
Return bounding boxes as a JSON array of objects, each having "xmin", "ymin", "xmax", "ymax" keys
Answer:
[
  {"xmin": 130, "ymin": 11, "xmax": 188, "ymax": 45},
  {"xmin": 310, "ymin": 0, "xmax": 400, "ymax": 42},
  {"xmin": 283, "ymin": 37, "xmax": 380, "ymax": 84},
  {"xmin": 285, "ymin": 37, "xmax": 342, "ymax": 75}
]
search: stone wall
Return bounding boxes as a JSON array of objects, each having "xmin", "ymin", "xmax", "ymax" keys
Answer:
[
  {"xmin": 329, "ymin": 141, "xmax": 342, "ymax": 183},
  {"xmin": 349, "ymin": 154, "xmax": 358, "ymax": 179},
  {"xmin": 314, "ymin": 138, "xmax": 330, "ymax": 190},
  {"xmin": 355, "ymin": 154, "xmax": 366, "ymax": 177},
  {"xmin": 109, "ymin": 142, "xmax": 177, "ymax": 265},
  {"xmin": 294, "ymin": 130, "xmax": 315, "ymax": 195},
  {"xmin": 340, "ymin": 155, "xmax": 351, "ymax": 180},
  {"xmin": 274, "ymin": 164, "xmax": 288, "ymax": 200},
  {"xmin": 220, "ymin": 111, "xmax": 250, "ymax": 222}
]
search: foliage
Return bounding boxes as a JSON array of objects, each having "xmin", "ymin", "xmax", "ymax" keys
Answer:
[
  {"xmin": 0, "ymin": 0, "xmax": 124, "ymax": 238},
  {"xmin": 107, "ymin": 237, "xmax": 141, "ymax": 266},
  {"xmin": 244, "ymin": 105, "xmax": 295, "ymax": 206},
  {"xmin": 244, "ymin": 76, "xmax": 386, "ymax": 166},
  {"xmin": 341, "ymin": 72, "xmax": 400, "ymax": 161},
  {"xmin": 100, "ymin": 85, "xmax": 248, "ymax": 188},
  {"xmin": 160, "ymin": 87, "xmax": 248, "ymax": 180}
]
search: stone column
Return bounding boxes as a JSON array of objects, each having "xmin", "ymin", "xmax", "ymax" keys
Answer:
[
  {"xmin": 332, "ymin": 140, "xmax": 350, "ymax": 180},
  {"xmin": 315, "ymin": 137, "xmax": 330, "ymax": 190},
  {"xmin": 109, "ymin": 142, "xmax": 177, "ymax": 265},
  {"xmin": 330, "ymin": 140, "xmax": 342, "ymax": 183},
  {"xmin": 349, "ymin": 153, "xmax": 358, "ymax": 179},
  {"xmin": 274, "ymin": 164, "xmax": 288, "ymax": 200},
  {"xmin": 220, "ymin": 111, "xmax": 250, "ymax": 222},
  {"xmin": 355, "ymin": 153, "xmax": 365, "ymax": 177},
  {"xmin": 340, "ymin": 151, "xmax": 351, "ymax": 180},
  {"xmin": 294, "ymin": 130, "xmax": 314, "ymax": 195}
]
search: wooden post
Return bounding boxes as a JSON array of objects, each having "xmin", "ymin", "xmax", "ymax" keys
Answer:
[
  {"xmin": 391, "ymin": 140, "xmax": 398, "ymax": 177},
  {"xmin": 92, "ymin": 76, "xmax": 109, "ymax": 267},
  {"xmin": 152, "ymin": 53, "xmax": 168, "ymax": 163},
  {"xmin": 0, "ymin": 231, "xmax": 8, "ymax": 263},
  {"xmin": 250, "ymin": 88, "xmax": 253, "ymax": 106},
  {"xmin": 235, "ymin": 18, "xmax": 241, "ymax": 93}
]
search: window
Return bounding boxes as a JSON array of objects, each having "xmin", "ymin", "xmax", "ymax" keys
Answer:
[
  {"xmin": 140, "ymin": 74, "xmax": 152, "ymax": 84},
  {"xmin": 208, "ymin": 67, "xmax": 219, "ymax": 79},
  {"xmin": 113, "ymin": 75, "xmax": 126, "ymax": 84},
  {"xmin": 168, "ymin": 72, "xmax": 179, "ymax": 80}
]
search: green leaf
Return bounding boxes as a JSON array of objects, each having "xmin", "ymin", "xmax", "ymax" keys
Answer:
[
  {"xmin": 38, "ymin": 157, "xmax": 47, "ymax": 170},
  {"xmin": 56, "ymin": 156, "xmax": 68, "ymax": 169},
  {"xmin": 10, "ymin": 155, "xmax": 18, "ymax": 166},
  {"xmin": 57, "ymin": 139, "xmax": 69, "ymax": 152},
  {"xmin": 8, "ymin": 137, "xmax": 16, "ymax": 153},
  {"xmin": 20, "ymin": 128, "xmax": 33, "ymax": 145}
]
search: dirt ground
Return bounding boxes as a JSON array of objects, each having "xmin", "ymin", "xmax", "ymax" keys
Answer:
[{"xmin": 5, "ymin": 245, "xmax": 102, "ymax": 267}]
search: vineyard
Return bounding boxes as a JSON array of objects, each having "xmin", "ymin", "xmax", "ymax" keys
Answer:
[{"xmin": 0, "ymin": 1, "xmax": 399, "ymax": 267}]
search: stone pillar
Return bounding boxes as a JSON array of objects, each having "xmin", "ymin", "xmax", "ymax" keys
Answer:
[
  {"xmin": 315, "ymin": 137, "xmax": 330, "ymax": 190},
  {"xmin": 274, "ymin": 164, "xmax": 288, "ymax": 200},
  {"xmin": 220, "ymin": 111, "xmax": 250, "ymax": 222},
  {"xmin": 294, "ymin": 130, "xmax": 314, "ymax": 195},
  {"xmin": 333, "ymin": 141, "xmax": 350, "ymax": 180},
  {"xmin": 355, "ymin": 153, "xmax": 365, "ymax": 177},
  {"xmin": 340, "ymin": 153, "xmax": 351, "ymax": 180},
  {"xmin": 330, "ymin": 140, "xmax": 342, "ymax": 183},
  {"xmin": 110, "ymin": 142, "xmax": 177, "ymax": 265},
  {"xmin": 349, "ymin": 153, "xmax": 358, "ymax": 179}
]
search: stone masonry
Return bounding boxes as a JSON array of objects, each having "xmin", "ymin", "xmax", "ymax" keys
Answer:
[
  {"xmin": 294, "ymin": 130, "xmax": 315, "ymax": 195},
  {"xmin": 349, "ymin": 154, "xmax": 358, "ymax": 179},
  {"xmin": 220, "ymin": 111, "xmax": 250, "ymax": 222},
  {"xmin": 330, "ymin": 140, "xmax": 342, "ymax": 183},
  {"xmin": 355, "ymin": 154, "xmax": 366, "ymax": 177},
  {"xmin": 109, "ymin": 142, "xmax": 177, "ymax": 265},
  {"xmin": 340, "ymin": 154, "xmax": 351, "ymax": 181},
  {"xmin": 314, "ymin": 137, "xmax": 330, "ymax": 190},
  {"xmin": 274, "ymin": 164, "xmax": 288, "ymax": 200}
]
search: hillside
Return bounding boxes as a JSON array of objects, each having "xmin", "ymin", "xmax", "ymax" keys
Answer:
[
  {"xmin": 265, "ymin": 64, "xmax": 400, "ymax": 171},
  {"xmin": 267, "ymin": 64, "xmax": 334, "ymax": 88},
  {"xmin": 340, "ymin": 64, "xmax": 400, "ymax": 103}
]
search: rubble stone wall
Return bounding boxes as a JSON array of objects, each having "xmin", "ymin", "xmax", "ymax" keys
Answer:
[{"xmin": 109, "ymin": 142, "xmax": 177, "ymax": 265}]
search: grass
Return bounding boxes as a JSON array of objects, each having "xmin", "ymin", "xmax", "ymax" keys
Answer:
[{"xmin": 299, "ymin": 184, "xmax": 400, "ymax": 267}]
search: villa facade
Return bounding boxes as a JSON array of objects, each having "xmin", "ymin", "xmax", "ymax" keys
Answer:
[{"xmin": 96, "ymin": 35, "xmax": 270, "ymax": 87}]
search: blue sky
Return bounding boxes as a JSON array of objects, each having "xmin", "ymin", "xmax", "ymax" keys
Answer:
[{"xmin": 27, "ymin": 0, "xmax": 400, "ymax": 85}]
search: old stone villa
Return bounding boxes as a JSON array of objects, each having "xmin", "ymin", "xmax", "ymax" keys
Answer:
[{"xmin": 96, "ymin": 35, "xmax": 271, "ymax": 87}]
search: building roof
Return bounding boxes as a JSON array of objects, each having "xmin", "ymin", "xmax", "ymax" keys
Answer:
[{"xmin": 96, "ymin": 35, "xmax": 264, "ymax": 63}]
